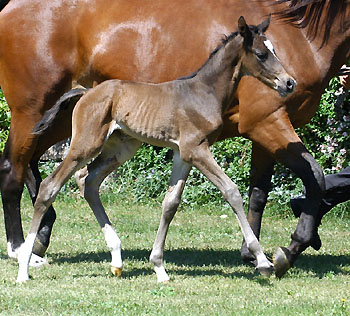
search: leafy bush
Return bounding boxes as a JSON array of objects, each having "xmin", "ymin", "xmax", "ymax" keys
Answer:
[
  {"xmin": 298, "ymin": 78, "xmax": 350, "ymax": 172},
  {"xmin": 0, "ymin": 89, "xmax": 10, "ymax": 153}
]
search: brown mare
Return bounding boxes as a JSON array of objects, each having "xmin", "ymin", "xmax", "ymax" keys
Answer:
[
  {"xmin": 0, "ymin": 0, "xmax": 349, "ymax": 277},
  {"xmin": 16, "ymin": 16, "xmax": 296, "ymax": 282}
]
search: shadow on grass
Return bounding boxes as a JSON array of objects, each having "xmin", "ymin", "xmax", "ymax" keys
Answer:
[
  {"xmin": 48, "ymin": 247, "xmax": 350, "ymax": 280},
  {"xmin": 50, "ymin": 248, "xmax": 254, "ymax": 279},
  {"xmin": 294, "ymin": 253, "xmax": 350, "ymax": 278}
]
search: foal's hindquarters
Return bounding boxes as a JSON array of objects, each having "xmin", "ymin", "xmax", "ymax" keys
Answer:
[{"xmin": 17, "ymin": 80, "xmax": 273, "ymax": 282}]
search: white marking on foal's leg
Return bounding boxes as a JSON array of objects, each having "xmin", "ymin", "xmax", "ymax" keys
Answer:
[
  {"xmin": 8, "ymin": 241, "xmax": 48, "ymax": 267},
  {"xmin": 154, "ymin": 265, "xmax": 170, "ymax": 283},
  {"xmin": 102, "ymin": 224, "xmax": 123, "ymax": 276},
  {"xmin": 16, "ymin": 233, "xmax": 36, "ymax": 283},
  {"xmin": 228, "ymin": 188, "xmax": 273, "ymax": 276}
]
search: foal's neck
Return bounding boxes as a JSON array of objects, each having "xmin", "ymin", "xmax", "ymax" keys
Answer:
[{"xmin": 195, "ymin": 36, "xmax": 243, "ymax": 105}]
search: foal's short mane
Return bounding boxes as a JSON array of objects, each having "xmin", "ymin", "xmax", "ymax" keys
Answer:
[
  {"xmin": 272, "ymin": 0, "xmax": 350, "ymax": 46},
  {"xmin": 178, "ymin": 25, "xmax": 268, "ymax": 81}
]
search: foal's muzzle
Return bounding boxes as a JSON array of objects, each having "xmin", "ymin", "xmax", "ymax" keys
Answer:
[{"xmin": 276, "ymin": 76, "xmax": 297, "ymax": 97}]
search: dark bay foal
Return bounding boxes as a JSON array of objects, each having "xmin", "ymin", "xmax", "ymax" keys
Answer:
[{"xmin": 17, "ymin": 16, "xmax": 295, "ymax": 282}]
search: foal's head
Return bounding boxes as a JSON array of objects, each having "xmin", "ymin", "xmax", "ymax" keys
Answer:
[{"xmin": 238, "ymin": 15, "xmax": 296, "ymax": 97}]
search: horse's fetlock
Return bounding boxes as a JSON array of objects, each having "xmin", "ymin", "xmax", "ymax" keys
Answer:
[
  {"xmin": 291, "ymin": 231, "xmax": 313, "ymax": 246},
  {"xmin": 246, "ymin": 238, "xmax": 260, "ymax": 255},
  {"xmin": 150, "ymin": 250, "xmax": 162, "ymax": 267},
  {"xmin": 250, "ymin": 187, "xmax": 268, "ymax": 210}
]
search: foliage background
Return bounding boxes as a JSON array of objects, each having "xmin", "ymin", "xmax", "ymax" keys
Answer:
[
  {"xmin": 0, "ymin": 79, "xmax": 349, "ymax": 213},
  {"xmin": 0, "ymin": 90, "xmax": 10, "ymax": 153}
]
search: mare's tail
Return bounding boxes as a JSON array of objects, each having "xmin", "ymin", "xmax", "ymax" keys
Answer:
[{"xmin": 33, "ymin": 88, "xmax": 87, "ymax": 136}]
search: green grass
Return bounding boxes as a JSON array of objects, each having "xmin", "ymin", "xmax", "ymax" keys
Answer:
[{"xmin": 0, "ymin": 191, "xmax": 349, "ymax": 316}]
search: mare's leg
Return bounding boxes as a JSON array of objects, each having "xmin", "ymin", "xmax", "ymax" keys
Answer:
[
  {"xmin": 241, "ymin": 108, "xmax": 325, "ymax": 277},
  {"xmin": 0, "ymin": 148, "xmax": 25, "ymax": 259},
  {"xmin": 0, "ymin": 112, "xmax": 40, "ymax": 261},
  {"xmin": 241, "ymin": 143, "xmax": 274, "ymax": 264},
  {"xmin": 185, "ymin": 142, "xmax": 273, "ymax": 276},
  {"xmin": 83, "ymin": 133, "xmax": 142, "ymax": 276},
  {"xmin": 149, "ymin": 151, "xmax": 191, "ymax": 282},
  {"xmin": 0, "ymin": 82, "xmax": 74, "ymax": 261}
]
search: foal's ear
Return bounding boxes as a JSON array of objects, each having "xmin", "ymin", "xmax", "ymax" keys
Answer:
[
  {"xmin": 238, "ymin": 16, "xmax": 248, "ymax": 37},
  {"xmin": 258, "ymin": 13, "xmax": 271, "ymax": 33}
]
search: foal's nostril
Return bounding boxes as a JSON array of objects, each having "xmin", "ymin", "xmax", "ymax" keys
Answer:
[
  {"xmin": 286, "ymin": 79, "xmax": 294, "ymax": 92},
  {"xmin": 286, "ymin": 78, "xmax": 295, "ymax": 92}
]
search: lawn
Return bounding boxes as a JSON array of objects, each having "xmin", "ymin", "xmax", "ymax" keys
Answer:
[{"xmin": 0, "ymin": 191, "xmax": 349, "ymax": 316}]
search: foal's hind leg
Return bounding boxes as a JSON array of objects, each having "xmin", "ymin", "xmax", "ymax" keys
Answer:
[
  {"xmin": 83, "ymin": 133, "xmax": 142, "ymax": 277},
  {"xmin": 17, "ymin": 124, "xmax": 110, "ymax": 282},
  {"xmin": 186, "ymin": 142, "xmax": 273, "ymax": 276},
  {"xmin": 17, "ymin": 153, "xmax": 90, "ymax": 282},
  {"xmin": 150, "ymin": 151, "xmax": 191, "ymax": 282}
]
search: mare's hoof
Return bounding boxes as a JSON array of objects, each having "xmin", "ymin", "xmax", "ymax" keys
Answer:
[
  {"xmin": 110, "ymin": 266, "xmax": 123, "ymax": 277},
  {"xmin": 33, "ymin": 238, "xmax": 48, "ymax": 258},
  {"xmin": 273, "ymin": 247, "xmax": 291, "ymax": 278}
]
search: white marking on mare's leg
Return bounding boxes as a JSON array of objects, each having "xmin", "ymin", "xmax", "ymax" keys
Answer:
[{"xmin": 7, "ymin": 242, "xmax": 17, "ymax": 259}]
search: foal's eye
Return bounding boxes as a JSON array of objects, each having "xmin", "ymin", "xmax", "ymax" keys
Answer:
[{"xmin": 256, "ymin": 52, "xmax": 268, "ymax": 62}]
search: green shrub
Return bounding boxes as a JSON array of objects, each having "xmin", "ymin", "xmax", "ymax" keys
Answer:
[{"xmin": 0, "ymin": 89, "xmax": 10, "ymax": 153}]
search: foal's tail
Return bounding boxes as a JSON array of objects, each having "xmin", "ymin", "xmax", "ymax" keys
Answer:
[{"xmin": 33, "ymin": 88, "xmax": 87, "ymax": 136}]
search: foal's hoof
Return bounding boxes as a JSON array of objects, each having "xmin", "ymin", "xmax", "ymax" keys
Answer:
[
  {"xmin": 241, "ymin": 242, "xmax": 257, "ymax": 266},
  {"xmin": 256, "ymin": 264, "xmax": 274, "ymax": 277},
  {"xmin": 110, "ymin": 266, "xmax": 123, "ymax": 277},
  {"xmin": 273, "ymin": 247, "xmax": 291, "ymax": 278}
]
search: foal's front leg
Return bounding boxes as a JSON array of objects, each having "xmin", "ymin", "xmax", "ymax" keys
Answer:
[
  {"xmin": 149, "ymin": 151, "xmax": 191, "ymax": 282},
  {"xmin": 188, "ymin": 142, "xmax": 273, "ymax": 276}
]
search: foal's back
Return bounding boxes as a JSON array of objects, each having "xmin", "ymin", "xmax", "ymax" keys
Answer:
[{"xmin": 75, "ymin": 79, "xmax": 217, "ymax": 149}]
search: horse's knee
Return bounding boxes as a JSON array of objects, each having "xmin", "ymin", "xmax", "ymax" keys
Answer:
[
  {"xmin": 249, "ymin": 187, "xmax": 268, "ymax": 212},
  {"xmin": 0, "ymin": 154, "xmax": 11, "ymax": 177},
  {"xmin": 162, "ymin": 190, "xmax": 182, "ymax": 220},
  {"xmin": 223, "ymin": 185, "xmax": 243, "ymax": 209},
  {"xmin": 0, "ymin": 164, "xmax": 24, "ymax": 204}
]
